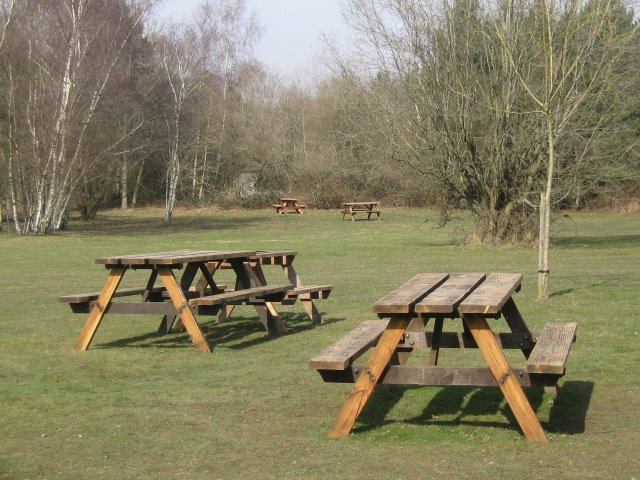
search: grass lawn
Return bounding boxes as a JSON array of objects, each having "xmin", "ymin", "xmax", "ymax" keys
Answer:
[{"xmin": 1, "ymin": 207, "xmax": 639, "ymax": 479}]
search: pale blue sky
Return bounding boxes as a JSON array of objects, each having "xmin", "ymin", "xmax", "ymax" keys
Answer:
[{"xmin": 154, "ymin": 0, "xmax": 348, "ymax": 78}]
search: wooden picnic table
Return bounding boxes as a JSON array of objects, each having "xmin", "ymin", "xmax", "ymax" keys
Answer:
[
  {"xmin": 59, "ymin": 250, "xmax": 292, "ymax": 353},
  {"xmin": 342, "ymin": 201, "xmax": 381, "ymax": 221},
  {"xmin": 309, "ymin": 273, "xmax": 577, "ymax": 442},
  {"xmin": 198, "ymin": 250, "xmax": 333, "ymax": 326},
  {"xmin": 273, "ymin": 197, "xmax": 305, "ymax": 214}
]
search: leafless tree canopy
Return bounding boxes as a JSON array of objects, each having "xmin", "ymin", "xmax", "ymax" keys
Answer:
[{"xmin": 0, "ymin": 0, "xmax": 638, "ymax": 237}]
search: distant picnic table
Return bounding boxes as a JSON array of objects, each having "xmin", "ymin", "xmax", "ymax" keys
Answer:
[
  {"xmin": 341, "ymin": 201, "xmax": 381, "ymax": 221},
  {"xmin": 309, "ymin": 272, "xmax": 577, "ymax": 442},
  {"xmin": 273, "ymin": 198, "xmax": 305, "ymax": 214}
]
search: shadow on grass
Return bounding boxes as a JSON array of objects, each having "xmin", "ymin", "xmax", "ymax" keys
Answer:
[
  {"xmin": 550, "ymin": 278, "xmax": 618, "ymax": 297},
  {"xmin": 554, "ymin": 234, "xmax": 640, "ymax": 249},
  {"xmin": 94, "ymin": 311, "xmax": 343, "ymax": 351},
  {"xmin": 64, "ymin": 213, "xmax": 273, "ymax": 237},
  {"xmin": 353, "ymin": 380, "xmax": 594, "ymax": 436}
]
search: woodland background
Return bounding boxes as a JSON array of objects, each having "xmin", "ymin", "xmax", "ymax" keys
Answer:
[{"xmin": 0, "ymin": 0, "xmax": 638, "ymax": 238}]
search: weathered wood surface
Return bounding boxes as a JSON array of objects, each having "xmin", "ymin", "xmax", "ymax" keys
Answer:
[
  {"xmin": 308, "ymin": 320, "xmax": 389, "ymax": 370},
  {"xmin": 372, "ymin": 273, "xmax": 449, "ymax": 314},
  {"xmin": 286, "ymin": 285, "xmax": 333, "ymax": 299},
  {"xmin": 415, "ymin": 273, "xmax": 486, "ymax": 314},
  {"xmin": 464, "ymin": 314, "xmax": 548, "ymax": 442},
  {"xmin": 328, "ymin": 317, "xmax": 410, "ymax": 438},
  {"xmin": 252, "ymin": 251, "xmax": 297, "ymax": 265},
  {"xmin": 158, "ymin": 267, "xmax": 211, "ymax": 353},
  {"xmin": 59, "ymin": 286, "xmax": 166, "ymax": 304},
  {"xmin": 96, "ymin": 250, "xmax": 255, "ymax": 267},
  {"xmin": 75, "ymin": 267, "xmax": 125, "ymax": 351},
  {"xmin": 189, "ymin": 284, "xmax": 293, "ymax": 306},
  {"xmin": 458, "ymin": 273, "xmax": 523, "ymax": 315},
  {"xmin": 398, "ymin": 331, "xmax": 535, "ymax": 350},
  {"xmin": 526, "ymin": 323, "xmax": 578, "ymax": 374},
  {"xmin": 316, "ymin": 365, "xmax": 562, "ymax": 387}
]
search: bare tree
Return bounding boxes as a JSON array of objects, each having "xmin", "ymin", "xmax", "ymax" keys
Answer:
[
  {"xmin": 493, "ymin": 0, "xmax": 638, "ymax": 298},
  {"xmin": 1, "ymin": 0, "xmax": 153, "ymax": 233}
]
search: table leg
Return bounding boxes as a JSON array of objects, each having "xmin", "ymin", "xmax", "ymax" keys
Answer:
[
  {"xmin": 328, "ymin": 316, "xmax": 411, "ymax": 438},
  {"xmin": 429, "ymin": 317, "xmax": 444, "ymax": 365},
  {"xmin": 463, "ymin": 314, "xmax": 548, "ymax": 442},
  {"xmin": 158, "ymin": 268, "xmax": 211, "ymax": 353},
  {"xmin": 75, "ymin": 267, "xmax": 126, "ymax": 351}
]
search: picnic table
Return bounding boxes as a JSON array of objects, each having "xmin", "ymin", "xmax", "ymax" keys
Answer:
[
  {"xmin": 59, "ymin": 250, "xmax": 293, "ymax": 353},
  {"xmin": 197, "ymin": 250, "xmax": 333, "ymax": 326},
  {"xmin": 273, "ymin": 197, "xmax": 305, "ymax": 214},
  {"xmin": 341, "ymin": 201, "xmax": 381, "ymax": 221},
  {"xmin": 309, "ymin": 273, "xmax": 577, "ymax": 442}
]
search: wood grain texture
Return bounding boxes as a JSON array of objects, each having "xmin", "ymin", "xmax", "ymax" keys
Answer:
[
  {"xmin": 373, "ymin": 273, "xmax": 449, "ymax": 314},
  {"xmin": 328, "ymin": 317, "xmax": 410, "ymax": 438},
  {"xmin": 415, "ymin": 273, "xmax": 486, "ymax": 314},
  {"xmin": 189, "ymin": 284, "xmax": 293, "ymax": 306},
  {"xmin": 308, "ymin": 320, "xmax": 389, "ymax": 370},
  {"xmin": 464, "ymin": 314, "xmax": 548, "ymax": 442},
  {"xmin": 96, "ymin": 250, "xmax": 255, "ymax": 266},
  {"xmin": 458, "ymin": 273, "xmax": 523, "ymax": 315},
  {"xmin": 526, "ymin": 323, "xmax": 577, "ymax": 374},
  {"xmin": 158, "ymin": 268, "xmax": 211, "ymax": 353},
  {"xmin": 75, "ymin": 267, "xmax": 125, "ymax": 351}
]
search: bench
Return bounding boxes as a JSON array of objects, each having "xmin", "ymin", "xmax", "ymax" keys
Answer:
[
  {"xmin": 282, "ymin": 284, "xmax": 333, "ymax": 304},
  {"xmin": 189, "ymin": 284, "xmax": 293, "ymax": 307},
  {"xmin": 59, "ymin": 286, "xmax": 167, "ymax": 312},
  {"xmin": 310, "ymin": 320, "xmax": 578, "ymax": 387},
  {"xmin": 308, "ymin": 321, "xmax": 387, "ymax": 371},
  {"xmin": 526, "ymin": 322, "xmax": 578, "ymax": 375}
]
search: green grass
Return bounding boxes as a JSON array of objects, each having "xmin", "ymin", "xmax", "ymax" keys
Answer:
[{"xmin": 1, "ymin": 207, "xmax": 639, "ymax": 479}]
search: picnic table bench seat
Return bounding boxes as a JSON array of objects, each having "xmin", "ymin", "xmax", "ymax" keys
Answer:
[
  {"xmin": 308, "ymin": 320, "xmax": 387, "ymax": 371},
  {"xmin": 59, "ymin": 286, "xmax": 168, "ymax": 312},
  {"xmin": 283, "ymin": 284, "xmax": 333, "ymax": 303},
  {"xmin": 189, "ymin": 284, "xmax": 293, "ymax": 307},
  {"xmin": 526, "ymin": 322, "xmax": 578, "ymax": 375}
]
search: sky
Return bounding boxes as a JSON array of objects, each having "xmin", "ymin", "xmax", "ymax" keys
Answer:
[{"xmin": 154, "ymin": 0, "xmax": 349, "ymax": 79}]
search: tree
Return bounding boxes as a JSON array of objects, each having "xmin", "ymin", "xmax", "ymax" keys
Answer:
[
  {"xmin": 0, "ymin": 0, "xmax": 153, "ymax": 233},
  {"xmin": 493, "ymin": 0, "xmax": 639, "ymax": 297}
]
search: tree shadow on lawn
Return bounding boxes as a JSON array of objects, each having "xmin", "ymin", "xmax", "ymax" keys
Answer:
[
  {"xmin": 94, "ymin": 311, "xmax": 343, "ymax": 351},
  {"xmin": 353, "ymin": 381, "xmax": 594, "ymax": 436},
  {"xmin": 550, "ymin": 278, "xmax": 618, "ymax": 297},
  {"xmin": 63, "ymin": 213, "xmax": 273, "ymax": 237},
  {"xmin": 554, "ymin": 234, "xmax": 640, "ymax": 249}
]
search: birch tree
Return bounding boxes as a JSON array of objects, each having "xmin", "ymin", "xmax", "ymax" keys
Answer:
[{"xmin": 0, "ymin": 0, "xmax": 153, "ymax": 233}]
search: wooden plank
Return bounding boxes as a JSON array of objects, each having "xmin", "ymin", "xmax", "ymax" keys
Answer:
[
  {"xmin": 59, "ymin": 286, "xmax": 166, "ymax": 304},
  {"xmin": 308, "ymin": 320, "xmax": 389, "ymax": 370},
  {"xmin": 158, "ymin": 267, "xmax": 211, "ymax": 353},
  {"xmin": 372, "ymin": 273, "xmax": 449, "ymax": 314},
  {"xmin": 458, "ymin": 273, "xmax": 523, "ymax": 315},
  {"xmin": 189, "ymin": 284, "xmax": 293, "ymax": 306},
  {"xmin": 286, "ymin": 285, "xmax": 333, "ymax": 297},
  {"xmin": 416, "ymin": 273, "xmax": 485, "ymax": 314},
  {"xmin": 316, "ymin": 365, "xmax": 561, "ymax": 388},
  {"xmin": 328, "ymin": 317, "xmax": 410, "ymax": 438},
  {"xmin": 75, "ymin": 267, "xmax": 125, "ymax": 351},
  {"xmin": 398, "ymin": 331, "xmax": 535, "ymax": 350},
  {"xmin": 464, "ymin": 314, "xmax": 548, "ymax": 442},
  {"xmin": 526, "ymin": 323, "xmax": 577, "ymax": 374},
  {"xmin": 96, "ymin": 250, "xmax": 256, "ymax": 266}
]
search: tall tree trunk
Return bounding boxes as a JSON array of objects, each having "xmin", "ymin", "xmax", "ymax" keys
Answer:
[{"xmin": 121, "ymin": 152, "xmax": 129, "ymax": 209}]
